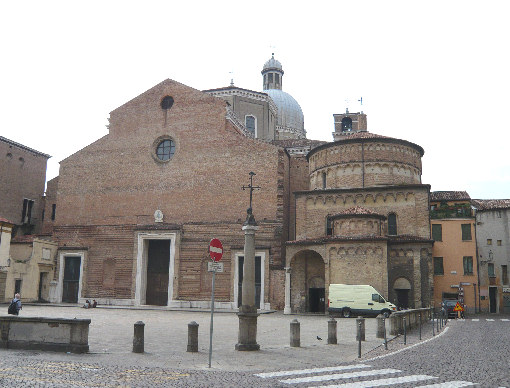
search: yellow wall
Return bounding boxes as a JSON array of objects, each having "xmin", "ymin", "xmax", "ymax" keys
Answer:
[{"xmin": 431, "ymin": 216, "xmax": 478, "ymax": 313}]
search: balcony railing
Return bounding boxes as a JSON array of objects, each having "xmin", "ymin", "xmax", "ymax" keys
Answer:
[{"xmin": 430, "ymin": 205, "xmax": 473, "ymax": 219}]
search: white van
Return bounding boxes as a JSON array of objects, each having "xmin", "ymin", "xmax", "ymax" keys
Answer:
[{"xmin": 328, "ymin": 284, "xmax": 396, "ymax": 318}]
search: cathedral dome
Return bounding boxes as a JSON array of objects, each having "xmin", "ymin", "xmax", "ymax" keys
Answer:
[
  {"xmin": 261, "ymin": 54, "xmax": 305, "ymax": 139},
  {"xmin": 265, "ymin": 89, "xmax": 305, "ymax": 135}
]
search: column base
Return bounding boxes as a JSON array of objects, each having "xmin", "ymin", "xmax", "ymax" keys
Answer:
[
  {"xmin": 235, "ymin": 343, "xmax": 260, "ymax": 351},
  {"xmin": 284, "ymin": 306, "xmax": 292, "ymax": 315},
  {"xmin": 236, "ymin": 311, "xmax": 260, "ymax": 351}
]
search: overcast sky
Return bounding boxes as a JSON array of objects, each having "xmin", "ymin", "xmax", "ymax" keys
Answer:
[{"xmin": 1, "ymin": 1, "xmax": 509, "ymax": 199}]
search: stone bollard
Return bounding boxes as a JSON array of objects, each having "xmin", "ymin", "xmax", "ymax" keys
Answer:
[
  {"xmin": 327, "ymin": 318, "xmax": 337, "ymax": 344},
  {"xmin": 356, "ymin": 317, "xmax": 365, "ymax": 341},
  {"xmin": 290, "ymin": 319, "xmax": 300, "ymax": 347},
  {"xmin": 376, "ymin": 314, "xmax": 385, "ymax": 339},
  {"xmin": 187, "ymin": 321, "xmax": 199, "ymax": 352},
  {"xmin": 133, "ymin": 321, "xmax": 145, "ymax": 353}
]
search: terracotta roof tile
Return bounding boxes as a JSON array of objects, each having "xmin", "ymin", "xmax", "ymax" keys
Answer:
[
  {"xmin": 337, "ymin": 132, "xmax": 389, "ymax": 140},
  {"xmin": 272, "ymin": 139, "xmax": 327, "ymax": 149},
  {"xmin": 471, "ymin": 199, "xmax": 510, "ymax": 210},
  {"xmin": 12, "ymin": 235, "xmax": 36, "ymax": 243},
  {"xmin": 430, "ymin": 191, "xmax": 470, "ymax": 201}
]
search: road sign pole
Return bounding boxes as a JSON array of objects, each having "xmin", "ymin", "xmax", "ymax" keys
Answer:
[
  {"xmin": 208, "ymin": 268, "xmax": 216, "ymax": 368},
  {"xmin": 207, "ymin": 238, "xmax": 223, "ymax": 368}
]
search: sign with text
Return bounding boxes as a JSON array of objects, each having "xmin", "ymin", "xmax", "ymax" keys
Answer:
[{"xmin": 208, "ymin": 262, "xmax": 224, "ymax": 273}]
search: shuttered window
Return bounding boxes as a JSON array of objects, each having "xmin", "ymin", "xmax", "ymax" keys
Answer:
[
  {"xmin": 461, "ymin": 224, "xmax": 472, "ymax": 241},
  {"xmin": 463, "ymin": 256, "xmax": 473, "ymax": 275},
  {"xmin": 432, "ymin": 224, "xmax": 442, "ymax": 241}
]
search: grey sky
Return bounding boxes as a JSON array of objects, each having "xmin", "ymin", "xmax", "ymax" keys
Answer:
[{"xmin": 1, "ymin": 1, "xmax": 508, "ymax": 198}]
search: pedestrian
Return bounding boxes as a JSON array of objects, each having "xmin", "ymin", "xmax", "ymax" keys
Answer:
[
  {"xmin": 82, "ymin": 300, "xmax": 91, "ymax": 309},
  {"xmin": 8, "ymin": 293, "xmax": 22, "ymax": 315},
  {"xmin": 92, "ymin": 299, "xmax": 97, "ymax": 308}
]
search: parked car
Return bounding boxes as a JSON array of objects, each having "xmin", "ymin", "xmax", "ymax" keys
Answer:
[{"xmin": 442, "ymin": 299, "xmax": 459, "ymax": 318}]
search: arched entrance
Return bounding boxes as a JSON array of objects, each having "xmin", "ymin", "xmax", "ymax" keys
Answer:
[
  {"xmin": 393, "ymin": 277, "xmax": 411, "ymax": 309},
  {"xmin": 288, "ymin": 250, "xmax": 325, "ymax": 313}
]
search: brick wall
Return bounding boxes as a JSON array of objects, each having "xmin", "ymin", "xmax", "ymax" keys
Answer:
[
  {"xmin": 295, "ymin": 187, "xmax": 431, "ymax": 240},
  {"xmin": 41, "ymin": 177, "xmax": 58, "ymax": 235},
  {"xmin": 308, "ymin": 140, "xmax": 422, "ymax": 190},
  {"xmin": 53, "ymin": 79, "xmax": 291, "ymax": 308},
  {"xmin": 0, "ymin": 138, "xmax": 49, "ymax": 234}
]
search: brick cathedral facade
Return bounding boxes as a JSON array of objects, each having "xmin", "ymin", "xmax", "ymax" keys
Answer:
[{"xmin": 41, "ymin": 57, "xmax": 433, "ymax": 311}]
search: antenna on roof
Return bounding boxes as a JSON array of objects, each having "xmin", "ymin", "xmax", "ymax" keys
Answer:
[
  {"xmin": 358, "ymin": 97, "xmax": 363, "ymax": 106},
  {"xmin": 229, "ymin": 71, "xmax": 234, "ymax": 86}
]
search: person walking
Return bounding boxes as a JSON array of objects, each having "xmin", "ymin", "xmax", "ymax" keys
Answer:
[{"xmin": 8, "ymin": 293, "xmax": 22, "ymax": 315}]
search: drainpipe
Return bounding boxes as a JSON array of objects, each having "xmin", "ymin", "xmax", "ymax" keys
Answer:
[{"xmin": 474, "ymin": 212, "xmax": 481, "ymax": 314}]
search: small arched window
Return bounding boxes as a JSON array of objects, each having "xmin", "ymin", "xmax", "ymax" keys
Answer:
[
  {"xmin": 388, "ymin": 213, "xmax": 397, "ymax": 236},
  {"xmin": 322, "ymin": 171, "xmax": 327, "ymax": 189},
  {"xmin": 342, "ymin": 117, "xmax": 352, "ymax": 132},
  {"xmin": 245, "ymin": 115, "xmax": 256, "ymax": 135},
  {"xmin": 326, "ymin": 216, "xmax": 333, "ymax": 236}
]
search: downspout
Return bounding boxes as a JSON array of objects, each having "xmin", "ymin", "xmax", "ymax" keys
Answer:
[{"xmin": 474, "ymin": 210, "xmax": 481, "ymax": 314}]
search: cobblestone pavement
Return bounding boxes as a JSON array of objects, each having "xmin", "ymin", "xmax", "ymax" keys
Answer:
[
  {"xmin": 251, "ymin": 315, "xmax": 510, "ymax": 387},
  {"xmin": 2, "ymin": 305, "xmax": 384, "ymax": 371},
  {"xmin": 3, "ymin": 306, "xmax": 507, "ymax": 387}
]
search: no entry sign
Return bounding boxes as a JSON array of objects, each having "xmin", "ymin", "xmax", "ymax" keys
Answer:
[{"xmin": 209, "ymin": 238, "xmax": 223, "ymax": 262}]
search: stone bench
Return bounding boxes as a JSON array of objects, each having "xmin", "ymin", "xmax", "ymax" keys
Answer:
[{"xmin": 0, "ymin": 316, "xmax": 90, "ymax": 353}]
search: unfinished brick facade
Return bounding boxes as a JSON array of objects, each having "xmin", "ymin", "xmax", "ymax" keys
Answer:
[{"xmin": 50, "ymin": 79, "xmax": 290, "ymax": 309}]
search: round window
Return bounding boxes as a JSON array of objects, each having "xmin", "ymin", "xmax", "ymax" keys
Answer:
[
  {"xmin": 161, "ymin": 96, "xmax": 174, "ymax": 110},
  {"xmin": 156, "ymin": 139, "xmax": 176, "ymax": 161}
]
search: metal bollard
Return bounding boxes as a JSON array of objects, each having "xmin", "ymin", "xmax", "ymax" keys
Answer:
[
  {"xmin": 419, "ymin": 313, "xmax": 422, "ymax": 340},
  {"xmin": 383, "ymin": 317, "xmax": 388, "ymax": 350},
  {"xmin": 432, "ymin": 313, "xmax": 435, "ymax": 336},
  {"xmin": 403, "ymin": 316, "xmax": 407, "ymax": 345},
  {"xmin": 133, "ymin": 321, "xmax": 145, "ymax": 353},
  {"xmin": 356, "ymin": 317, "xmax": 365, "ymax": 341},
  {"xmin": 328, "ymin": 318, "xmax": 337, "ymax": 345},
  {"xmin": 437, "ymin": 313, "xmax": 439, "ymax": 332},
  {"xmin": 187, "ymin": 321, "xmax": 199, "ymax": 352},
  {"xmin": 290, "ymin": 319, "xmax": 300, "ymax": 347},
  {"xmin": 357, "ymin": 321, "xmax": 362, "ymax": 358}
]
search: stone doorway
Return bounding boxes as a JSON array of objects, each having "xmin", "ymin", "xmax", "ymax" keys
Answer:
[
  {"xmin": 308, "ymin": 287, "xmax": 325, "ymax": 313},
  {"xmin": 489, "ymin": 286, "xmax": 498, "ymax": 313},
  {"xmin": 288, "ymin": 250, "xmax": 325, "ymax": 313},
  {"xmin": 394, "ymin": 277, "xmax": 411, "ymax": 309},
  {"xmin": 146, "ymin": 240, "xmax": 170, "ymax": 306},
  {"xmin": 62, "ymin": 256, "xmax": 81, "ymax": 303}
]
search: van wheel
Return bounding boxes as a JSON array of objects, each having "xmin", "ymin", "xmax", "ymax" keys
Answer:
[{"xmin": 342, "ymin": 308, "xmax": 351, "ymax": 318}]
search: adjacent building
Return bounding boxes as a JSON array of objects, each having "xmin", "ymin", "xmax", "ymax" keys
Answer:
[
  {"xmin": 430, "ymin": 191, "xmax": 478, "ymax": 313},
  {"xmin": 471, "ymin": 199, "xmax": 510, "ymax": 313},
  {"xmin": 0, "ymin": 136, "xmax": 50, "ymax": 236}
]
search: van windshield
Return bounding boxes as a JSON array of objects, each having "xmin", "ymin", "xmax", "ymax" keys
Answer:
[{"xmin": 372, "ymin": 294, "xmax": 386, "ymax": 303}]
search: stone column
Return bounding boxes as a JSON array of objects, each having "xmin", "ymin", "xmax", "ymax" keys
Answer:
[
  {"xmin": 284, "ymin": 267, "xmax": 292, "ymax": 315},
  {"xmin": 236, "ymin": 210, "xmax": 260, "ymax": 351}
]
